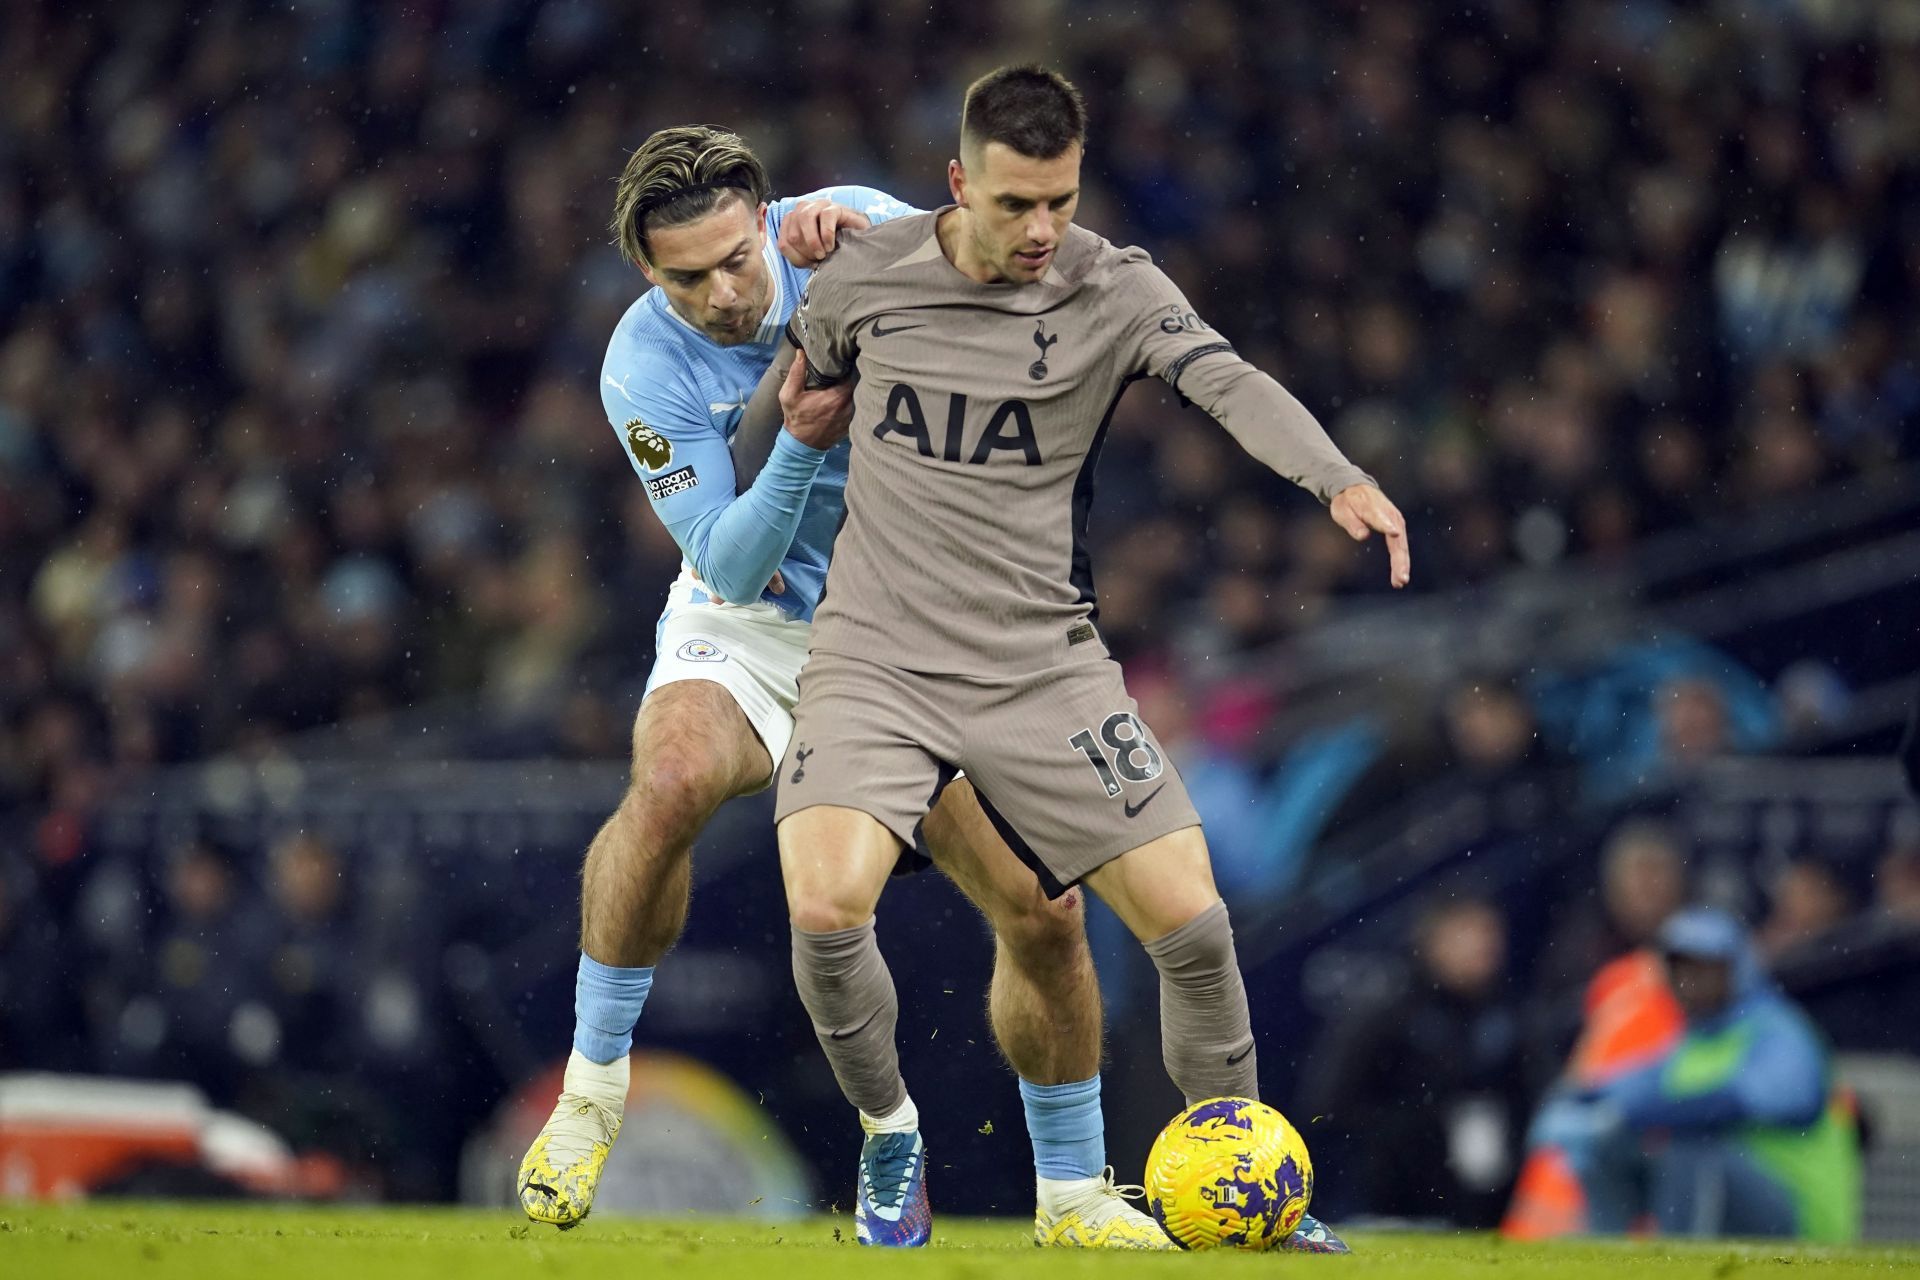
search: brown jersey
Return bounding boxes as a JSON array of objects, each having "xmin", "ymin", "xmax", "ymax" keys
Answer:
[{"xmin": 788, "ymin": 208, "xmax": 1372, "ymax": 677}]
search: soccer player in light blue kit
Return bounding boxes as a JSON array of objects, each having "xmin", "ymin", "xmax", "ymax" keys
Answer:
[{"xmin": 517, "ymin": 125, "xmax": 1166, "ymax": 1249}]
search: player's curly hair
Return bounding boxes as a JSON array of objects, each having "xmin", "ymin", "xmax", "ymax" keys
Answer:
[
  {"xmin": 611, "ymin": 125, "xmax": 771, "ymax": 267},
  {"xmin": 961, "ymin": 65, "xmax": 1087, "ymax": 162}
]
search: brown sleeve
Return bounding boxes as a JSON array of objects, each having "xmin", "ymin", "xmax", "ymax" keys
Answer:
[
  {"xmin": 1117, "ymin": 253, "xmax": 1375, "ymax": 504},
  {"xmin": 731, "ymin": 338, "xmax": 799, "ymax": 490},
  {"xmin": 785, "ymin": 255, "xmax": 859, "ymax": 386},
  {"xmin": 1174, "ymin": 357, "xmax": 1376, "ymax": 504}
]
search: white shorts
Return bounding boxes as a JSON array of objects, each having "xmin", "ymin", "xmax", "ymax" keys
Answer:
[{"xmin": 644, "ymin": 570, "xmax": 813, "ymax": 784}]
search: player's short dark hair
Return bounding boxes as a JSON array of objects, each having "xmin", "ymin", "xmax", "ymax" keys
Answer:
[
  {"xmin": 612, "ymin": 124, "xmax": 770, "ymax": 267},
  {"xmin": 961, "ymin": 65, "xmax": 1087, "ymax": 162}
]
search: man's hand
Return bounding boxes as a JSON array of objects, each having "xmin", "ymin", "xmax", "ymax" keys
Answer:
[
  {"xmin": 777, "ymin": 200, "xmax": 871, "ymax": 268},
  {"xmin": 690, "ymin": 565, "xmax": 785, "ymax": 605},
  {"xmin": 780, "ymin": 351, "xmax": 854, "ymax": 450},
  {"xmin": 1330, "ymin": 483, "xmax": 1411, "ymax": 589}
]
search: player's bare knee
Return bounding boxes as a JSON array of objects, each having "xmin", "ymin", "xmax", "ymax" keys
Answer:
[
  {"xmin": 1152, "ymin": 892, "xmax": 1228, "ymax": 944},
  {"xmin": 625, "ymin": 750, "xmax": 731, "ymax": 838},
  {"xmin": 782, "ymin": 842, "xmax": 887, "ymax": 933},
  {"xmin": 787, "ymin": 883, "xmax": 874, "ymax": 934},
  {"xmin": 994, "ymin": 886, "xmax": 1089, "ymax": 972}
]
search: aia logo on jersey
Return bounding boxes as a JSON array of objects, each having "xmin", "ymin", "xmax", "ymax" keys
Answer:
[
  {"xmin": 624, "ymin": 417, "xmax": 673, "ymax": 471},
  {"xmin": 1029, "ymin": 320, "xmax": 1059, "ymax": 381},
  {"xmin": 874, "ymin": 385, "xmax": 1042, "ymax": 466}
]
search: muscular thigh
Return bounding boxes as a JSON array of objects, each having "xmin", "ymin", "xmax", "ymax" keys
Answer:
[
  {"xmin": 957, "ymin": 658, "xmax": 1201, "ymax": 899},
  {"xmin": 773, "ymin": 651, "xmax": 957, "ymax": 850},
  {"xmin": 632, "ymin": 679, "xmax": 774, "ymax": 801},
  {"xmin": 778, "ymin": 803, "xmax": 906, "ymax": 929},
  {"xmin": 922, "ymin": 776, "xmax": 1078, "ymax": 925}
]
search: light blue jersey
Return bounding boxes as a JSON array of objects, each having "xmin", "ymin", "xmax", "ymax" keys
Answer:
[{"xmin": 601, "ymin": 185, "xmax": 916, "ymax": 620}]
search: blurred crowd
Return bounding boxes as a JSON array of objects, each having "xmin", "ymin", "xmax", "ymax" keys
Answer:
[
  {"xmin": 0, "ymin": 827, "xmax": 488, "ymax": 1196},
  {"xmin": 1303, "ymin": 819, "xmax": 1920, "ymax": 1231},
  {"xmin": 3, "ymin": 0, "xmax": 1918, "ymax": 819},
  {"xmin": 3, "ymin": 0, "xmax": 1919, "ymax": 1216}
]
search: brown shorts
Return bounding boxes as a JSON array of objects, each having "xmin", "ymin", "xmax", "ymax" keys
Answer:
[{"xmin": 774, "ymin": 650, "xmax": 1200, "ymax": 897}]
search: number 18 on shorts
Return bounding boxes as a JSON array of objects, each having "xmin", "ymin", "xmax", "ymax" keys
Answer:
[{"xmin": 776, "ymin": 651, "xmax": 1201, "ymax": 897}]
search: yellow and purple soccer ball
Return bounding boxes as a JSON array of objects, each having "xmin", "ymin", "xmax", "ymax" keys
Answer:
[{"xmin": 1144, "ymin": 1096, "xmax": 1313, "ymax": 1250}]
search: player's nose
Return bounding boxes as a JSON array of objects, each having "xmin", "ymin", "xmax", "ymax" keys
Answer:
[{"xmin": 1024, "ymin": 209, "xmax": 1055, "ymax": 246}]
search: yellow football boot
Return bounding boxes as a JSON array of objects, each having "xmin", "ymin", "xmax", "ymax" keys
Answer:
[
  {"xmin": 1033, "ymin": 1167, "xmax": 1176, "ymax": 1249},
  {"xmin": 517, "ymin": 1091, "xmax": 623, "ymax": 1227}
]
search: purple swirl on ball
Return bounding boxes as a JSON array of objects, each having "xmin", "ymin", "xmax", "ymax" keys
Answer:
[{"xmin": 1183, "ymin": 1098, "xmax": 1257, "ymax": 1131}]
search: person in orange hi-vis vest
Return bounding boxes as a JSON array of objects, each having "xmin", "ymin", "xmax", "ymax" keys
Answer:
[
  {"xmin": 1505, "ymin": 910, "xmax": 1859, "ymax": 1242},
  {"xmin": 1502, "ymin": 950, "xmax": 1683, "ymax": 1238}
]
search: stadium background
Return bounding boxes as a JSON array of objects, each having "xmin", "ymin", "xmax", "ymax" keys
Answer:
[{"xmin": 2, "ymin": 0, "xmax": 1917, "ymax": 1235}]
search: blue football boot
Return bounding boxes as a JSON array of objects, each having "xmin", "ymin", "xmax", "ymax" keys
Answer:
[
  {"xmin": 854, "ymin": 1130, "xmax": 931, "ymax": 1247},
  {"xmin": 1278, "ymin": 1212, "xmax": 1352, "ymax": 1253}
]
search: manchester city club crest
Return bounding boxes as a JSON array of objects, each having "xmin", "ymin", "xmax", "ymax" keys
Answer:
[{"xmin": 676, "ymin": 639, "xmax": 726, "ymax": 663}]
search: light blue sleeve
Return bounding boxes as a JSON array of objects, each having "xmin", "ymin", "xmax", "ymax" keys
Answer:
[
  {"xmin": 602, "ymin": 354, "xmax": 826, "ymax": 605},
  {"xmin": 776, "ymin": 184, "xmax": 921, "ymax": 231}
]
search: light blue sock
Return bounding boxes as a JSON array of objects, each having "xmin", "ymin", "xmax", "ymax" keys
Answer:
[
  {"xmin": 573, "ymin": 953, "xmax": 654, "ymax": 1064},
  {"xmin": 1020, "ymin": 1075, "xmax": 1105, "ymax": 1180}
]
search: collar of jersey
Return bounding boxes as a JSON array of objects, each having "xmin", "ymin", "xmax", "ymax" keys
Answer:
[{"xmin": 751, "ymin": 232, "xmax": 787, "ymax": 346}]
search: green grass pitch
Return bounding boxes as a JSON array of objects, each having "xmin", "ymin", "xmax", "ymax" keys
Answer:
[{"xmin": 5, "ymin": 1204, "xmax": 1918, "ymax": 1278}]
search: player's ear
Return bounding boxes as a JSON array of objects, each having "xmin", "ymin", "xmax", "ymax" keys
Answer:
[
  {"xmin": 756, "ymin": 201, "xmax": 769, "ymax": 235},
  {"xmin": 636, "ymin": 258, "xmax": 659, "ymax": 287},
  {"xmin": 948, "ymin": 158, "xmax": 966, "ymax": 204}
]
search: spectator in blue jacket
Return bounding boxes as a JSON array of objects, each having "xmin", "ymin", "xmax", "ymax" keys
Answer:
[{"xmin": 1530, "ymin": 909, "xmax": 1860, "ymax": 1241}]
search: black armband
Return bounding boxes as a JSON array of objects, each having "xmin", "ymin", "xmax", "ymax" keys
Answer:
[{"xmin": 1163, "ymin": 341, "xmax": 1237, "ymax": 391}]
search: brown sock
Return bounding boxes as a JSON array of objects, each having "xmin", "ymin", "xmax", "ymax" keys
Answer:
[
  {"xmin": 791, "ymin": 916, "xmax": 908, "ymax": 1118},
  {"xmin": 1142, "ymin": 900, "xmax": 1258, "ymax": 1104}
]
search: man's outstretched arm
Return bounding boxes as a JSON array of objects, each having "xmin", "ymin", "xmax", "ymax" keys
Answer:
[
  {"xmin": 1121, "ymin": 256, "xmax": 1410, "ymax": 588},
  {"xmin": 1175, "ymin": 354, "xmax": 1411, "ymax": 588}
]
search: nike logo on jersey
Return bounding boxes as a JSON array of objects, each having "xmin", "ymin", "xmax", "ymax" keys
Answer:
[
  {"xmin": 1226, "ymin": 1044, "xmax": 1254, "ymax": 1066},
  {"xmin": 1123, "ymin": 785, "xmax": 1167, "ymax": 819},
  {"xmin": 870, "ymin": 316, "xmax": 925, "ymax": 338},
  {"xmin": 708, "ymin": 399, "xmax": 748, "ymax": 416}
]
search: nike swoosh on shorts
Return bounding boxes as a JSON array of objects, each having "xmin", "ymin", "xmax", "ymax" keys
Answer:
[{"xmin": 1123, "ymin": 785, "xmax": 1166, "ymax": 819}]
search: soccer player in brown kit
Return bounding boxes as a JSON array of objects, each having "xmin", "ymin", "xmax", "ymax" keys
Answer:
[
  {"xmin": 743, "ymin": 65, "xmax": 1412, "ymax": 1251},
  {"xmin": 516, "ymin": 126, "xmax": 1170, "ymax": 1252}
]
